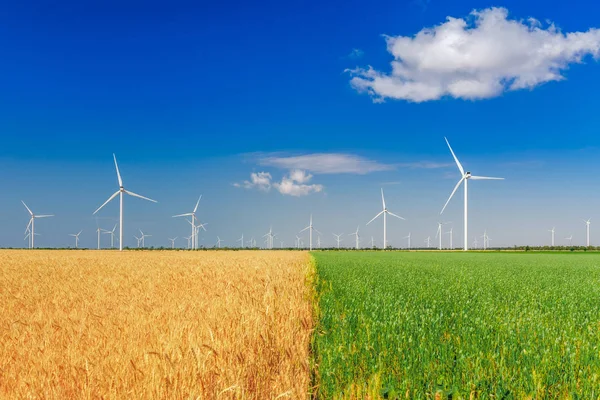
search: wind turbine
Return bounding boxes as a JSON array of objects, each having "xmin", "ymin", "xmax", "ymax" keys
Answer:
[
  {"xmin": 404, "ymin": 232, "xmax": 411, "ymax": 249},
  {"xmin": 216, "ymin": 236, "xmax": 223, "ymax": 248},
  {"xmin": 317, "ymin": 236, "xmax": 322, "ymax": 249},
  {"xmin": 435, "ymin": 222, "xmax": 449, "ymax": 250},
  {"xmin": 299, "ymin": 214, "xmax": 321, "ymax": 251},
  {"xmin": 295, "ymin": 235, "xmax": 301, "ymax": 249},
  {"xmin": 349, "ymin": 226, "xmax": 360, "ymax": 250},
  {"xmin": 472, "ymin": 237, "xmax": 479, "ymax": 248},
  {"xmin": 139, "ymin": 230, "xmax": 151, "ymax": 248},
  {"xmin": 565, "ymin": 234, "xmax": 573, "ymax": 246},
  {"xmin": 96, "ymin": 227, "xmax": 103, "ymax": 250},
  {"xmin": 446, "ymin": 227, "xmax": 453, "ymax": 250},
  {"xmin": 102, "ymin": 224, "xmax": 118, "ymax": 248},
  {"xmin": 263, "ymin": 227, "xmax": 276, "ymax": 249},
  {"xmin": 481, "ymin": 230, "xmax": 490, "ymax": 250},
  {"xmin": 22, "ymin": 201, "xmax": 53, "ymax": 249},
  {"xmin": 366, "ymin": 189, "xmax": 404, "ymax": 250},
  {"xmin": 440, "ymin": 137, "xmax": 504, "ymax": 251},
  {"xmin": 134, "ymin": 235, "xmax": 142, "ymax": 248},
  {"xmin": 424, "ymin": 236, "xmax": 431, "ymax": 248},
  {"xmin": 24, "ymin": 227, "xmax": 39, "ymax": 249},
  {"xmin": 168, "ymin": 237, "xmax": 177, "ymax": 249},
  {"xmin": 69, "ymin": 230, "xmax": 82, "ymax": 248},
  {"xmin": 333, "ymin": 233, "xmax": 343, "ymax": 249},
  {"xmin": 184, "ymin": 235, "xmax": 192, "ymax": 249},
  {"xmin": 370, "ymin": 236, "xmax": 375, "ymax": 249},
  {"xmin": 583, "ymin": 219, "xmax": 591, "ymax": 247},
  {"xmin": 280, "ymin": 240, "xmax": 284, "ymax": 248},
  {"xmin": 548, "ymin": 227, "xmax": 555, "ymax": 247},
  {"xmin": 237, "ymin": 234, "xmax": 244, "ymax": 248},
  {"xmin": 93, "ymin": 154, "xmax": 157, "ymax": 251},
  {"xmin": 173, "ymin": 196, "xmax": 202, "ymax": 250}
]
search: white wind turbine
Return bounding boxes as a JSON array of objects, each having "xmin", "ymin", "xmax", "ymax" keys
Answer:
[
  {"xmin": 548, "ymin": 227, "xmax": 555, "ymax": 246},
  {"xmin": 349, "ymin": 226, "xmax": 360, "ymax": 249},
  {"xmin": 404, "ymin": 232, "xmax": 411, "ymax": 249},
  {"xmin": 237, "ymin": 234, "xmax": 244, "ymax": 248},
  {"xmin": 441, "ymin": 137, "xmax": 504, "ymax": 251},
  {"xmin": 93, "ymin": 154, "xmax": 157, "ymax": 251},
  {"xmin": 424, "ymin": 236, "xmax": 431, "ymax": 248},
  {"xmin": 173, "ymin": 196, "xmax": 202, "ymax": 250},
  {"xmin": 481, "ymin": 230, "xmax": 490, "ymax": 250},
  {"xmin": 139, "ymin": 230, "xmax": 151, "ymax": 248},
  {"xmin": 299, "ymin": 214, "xmax": 321, "ymax": 251},
  {"xmin": 435, "ymin": 222, "xmax": 449, "ymax": 250},
  {"xmin": 565, "ymin": 234, "xmax": 573, "ymax": 246},
  {"xmin": 134, "ymin": 235, "xmax": 142, "ymax": 248},
  {"xmin": 168, "ymin": 237, "xmax": 177, "ymax": 249},
  {"xmin": 333, "ymin": 233, "xmax": 343, "ymax": 249},
  {"xmin": 370, "ymin": 236, "xmax": 375, "ymax": 249},
  {"xmin": 583, "ymin": 219, "xmax": 591, "ymax": 247},
  {"xmin": 69, "ymin": 230, "xmax": 82, "ymax": 248},
  {"xmin": 216, "ymin": 236, "xmax": 223, "ymax": 248},
  {"xmin": 22, "ymin": 201, "xmax": 53, "ymax": 249},
  {"xmin": 317, "ymin": 236, "xmax": 322, "ymax": 249},
  {"xmin": 472, "ymin": 237, "xmax": 479, "ymax": 248},
  {"xmin": 95, "ymin": 227, "xmax": 103, "ymax": 250},
  {"xmin": 24, "ymin": 227, "xmax": 39, "ymax": 249},
  {"xmin": 446, "ymin": 227, "xmax": 453, "ymax": 249},
  {"xmin": 184, "ymin": 235, "xmax": 192, "ymax": 249},
  {"xmin": 295, "ymin": 235, "xmax": 301, "ymax": 249},
  {"xmin": 102, "ymin": 224, "xmax": 118, "ymax": 249},
  {"xmin": 366, "ymin": 189, "xmax": 404, "ymax": 250}
]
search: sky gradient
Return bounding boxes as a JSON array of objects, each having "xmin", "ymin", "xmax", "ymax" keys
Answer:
[{"xmin": 2, "ymin": 0, "xmax": 600, "ymax": 248}]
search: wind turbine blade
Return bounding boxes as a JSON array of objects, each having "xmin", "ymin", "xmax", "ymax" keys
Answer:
[
  {"xmin": 444, "ymin": 137, "xmax": 464, "ymax": 175},
  {"xmin": 113, "ymin": 154, "xmax": 123, "ymax": 187},
  {"xmin": 314, "ymin": 229, "xmax": 323, "ymax": 235},
  {"xmin": 470, "ymin": 176, "xmax": 505, "ymax": 180},
  {"xmin": 386, "ymin": 211, "xmax": 405, "ymax": 220},
  {"xmin": 299, "ymin": 226, "xmax": 310, "ymax": 233},
  {"xmin": 440, "ymin": 177, "xmax": 465, "ymax": 215},
  {"xmin": 193, "ymin": 195, "xmax": 202, "ymax": 213},
  {"xmin": 94, "ymin": 190, "xmax": 120, "ymax": 215},
  {"xmin": 173, "ymin": 213, "xmax": 193, "ymax": 218},
  {"xmin": 381, "ymin": 188, "xmax": 386, "ymax": 210},
  {"xmin": 125, "ymin": 190, "xmax": 157, "ymax": 203},
  {"xmin": 36, "ymin": 215, "xmax": 54, "ymax": 218},
  {"xmin": 21, "ymin": 201, "xmax": 33, "ymax": 216},
  {"xmin": 366, "ymin": 211, "xmax": 384, "ymax": 226}
]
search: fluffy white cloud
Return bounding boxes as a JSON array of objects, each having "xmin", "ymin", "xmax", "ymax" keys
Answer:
[
  {"xmin": 234, "ymin": 170, "xmax": 323, "ymax": 196},
  {"xmin": 233, "ymin": 172, "xmax": 272, "ymax": 191},
  {"xmin": 258, "ymin": 153, "xmax": 394, "ymax": 174},
  {"xmin": 348, "ymin": 7, "xmax": 600, "ymax": 102},
  {"xmin": 273, "ymin": 170, "xmax": 323, "ymax": 196}
]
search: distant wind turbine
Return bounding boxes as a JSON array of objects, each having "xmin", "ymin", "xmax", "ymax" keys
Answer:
[
  {"xmin": 93, "ymin": 154, "xmax": 157, "ymax": 251},
  {"xmin": 173, "ymin": 196, "xmax": 202, "ymax": 250},
  {"xmin": 69, "ymin": 230, "xmax": 82, "ymax": 248},
  {"xmin": 549, "ymin": 227, "xmax": 555, "ymax": 246},
  {"xmin": 370, "ymin": 236, "xmax": 375, "ymax": 249},
  {"xmin": 472, "ymin": 237, "xmax": 479, "ymax": 248},
  {"xmin": 565, "ymin": 234, "xmax": 573, "ymax": 246},
  {"xmin": 216, "ymin": 236, "xmax": 223, "ymax": 248},
  {"xmin": 134, "ymin": 235, "xmax": 142, "ymax": 248},
  {"xmin": 299, "ymin": 214, "xmax": 321, "ymax": 251},
  {"xmin": 583, "ymin": 219, "xmax": 591, "ymax": 247},
  {"xmin": 366, "ymin": 189, "xmax": 404, "ymax": 250},
  {"xmin": 102, "ymin": 224, "xmax": 118, "ymax": 248},
  {"xmin": 404, "ymin": 232, "xmax": 411, "ymax": 249},
  {"xmin": 446, "ymin": 227, "xmax": 453, "ymax": 250},
  {"xmin": 441, "ymin": 137, "xmax": 504, "ymax": 251},
  {"xmin": 424, "ymin": 236, "xmax": 431, "ymax": 248},
  {"xmin": 22, "ymin": 201, "xmax": 53, "ymax": 249},
  {"xmin": 237, "ymin": 234, "xmax": 244, "ymax": 248},
  {"xmin": 139, "ymin": 230, "xmax": 151, "ymax": 248},
  {"xmin": 168, "ymin": 237, "xmax": 177, "ymax": 249},
  {"xmin": 184, "ymin": 235, "xmax": 192, "ymax": 249},
  {"xmin": 332, "ymin": 233, "xmax": 343, "ymax": 249},
  {"xmin": 435, "ymin": 222, "xmax": 449, "ymax": 250},
  {"xmin": 349, "ymin": 226, "xmax": 360, "ymax": 250}
]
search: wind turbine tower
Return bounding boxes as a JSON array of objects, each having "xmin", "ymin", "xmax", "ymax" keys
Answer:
[{"xmin": 366, "ymin": 189, "xmax": 404, "ymax": 250}]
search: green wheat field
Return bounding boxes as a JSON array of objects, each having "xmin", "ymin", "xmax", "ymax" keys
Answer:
[{"xmin": 311, "ymin": 252, "xmax": 600, "ymax": 399}]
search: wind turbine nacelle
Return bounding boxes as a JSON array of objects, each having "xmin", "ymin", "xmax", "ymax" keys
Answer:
[{"xmin": 465, "ymin": 172, "xmax": 472, "ymax": 178}]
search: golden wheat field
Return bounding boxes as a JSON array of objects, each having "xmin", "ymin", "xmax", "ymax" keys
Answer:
[{"xmin": 0, "ymin": 250, "xmax": 314, "ymax": 399}]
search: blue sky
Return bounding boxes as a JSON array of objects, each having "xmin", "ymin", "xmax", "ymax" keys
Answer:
[{"xmin": 2, "ymin": 0, "xmax": 600, "ymax": 248}]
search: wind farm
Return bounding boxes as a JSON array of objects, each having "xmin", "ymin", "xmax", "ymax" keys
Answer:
[{"xmin": 4, "ymin": 2, "xmax": 600, "ymax": 397}]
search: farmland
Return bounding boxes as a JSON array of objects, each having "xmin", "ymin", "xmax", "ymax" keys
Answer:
[
  {"xmin": 0, "ymin": 250, "xmax": 313, "ymax": 399},
  {"xmin": 312, "ymin": 251, "xmax": 600, "ymax": 399}
]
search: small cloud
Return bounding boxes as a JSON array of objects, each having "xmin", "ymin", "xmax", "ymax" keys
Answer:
[
  {"xmin": 348, "ymin": 7, "xmax": 600, "ymax": 102},
  {"xmin": 258, "ymin": 153, "xmax": 394, "ymax": 175},
  {"xmin": 233, "ymin": 172, "xmax": 272, "ymax": 191},
  {"xmin": 274, "ymin": 170, "xmax": 323, "ymax": 197},
  {"xmin": 347, "ymin": 48, "xmax": 365, "ymax": 59}
]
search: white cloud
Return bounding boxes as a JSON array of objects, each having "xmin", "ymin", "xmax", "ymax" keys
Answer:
[
  {"xmin": 233, "ymin": 172, "xmax": 272, "ymax": 191},
  {"xmin": 258, "ymin": 153, "xmax": 394, "ymax": 174},
  {"xmin": 234, "ymin": 170, "xmax": 323, "ymax": 196},
  {"xmin": 348, "ymin": 7, "xmax": 600, "ymax": 102},
  {"xmin": 274, "ymin": 170, "xmax": 323, "ymax": 197}
]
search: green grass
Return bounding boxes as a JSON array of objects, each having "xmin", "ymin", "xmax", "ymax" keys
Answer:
[{"xmin": 311, "ymin": 252, "xmax": 600, "ymax": 399}]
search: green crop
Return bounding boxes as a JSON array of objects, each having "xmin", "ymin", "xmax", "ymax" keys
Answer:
[{"xmin": 311, "ymin": 252, "xmax": 600, "ymax": 399}]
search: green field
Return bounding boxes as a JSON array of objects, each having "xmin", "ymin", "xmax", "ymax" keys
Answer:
[{"xmin": 311, "ymin": 252, "xmax": 600, "ymax": 399}]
